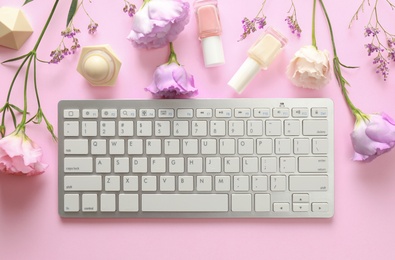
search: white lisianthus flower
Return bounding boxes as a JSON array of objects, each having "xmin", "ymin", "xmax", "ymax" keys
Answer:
[
  {"xmin": 286, "ymin": 45, "xmax": 331, "ymax": 89},
  {"xmin": 127, "ymin": 0, "xmax": 190, "ymax": 49}
]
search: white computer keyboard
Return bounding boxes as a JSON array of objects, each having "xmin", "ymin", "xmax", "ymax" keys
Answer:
[{"xmin": 58, "ymin": 98, "xmax": 334, "ymax": 218}]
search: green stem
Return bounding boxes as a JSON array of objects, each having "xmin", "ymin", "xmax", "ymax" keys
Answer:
[
  {"xmin": 312, "ymin": 0, "xmax": 317, "ymax": 48},
  {"xmin": 168, "ymin": 42, "xmax": 180, "ymax": 65},
  {"xmin": 33, "ymin": 0, "xmax": 60, "ymax": 52},
  {"xmin": 318, "ymin": 0, "xmax": 364, "ymax": 119},
  {"xmin": 17, "ymin": 55, "xmax": 34, "ymax": 132}
]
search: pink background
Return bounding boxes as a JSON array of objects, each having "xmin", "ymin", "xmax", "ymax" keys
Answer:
[{"xmin": 1, "ymin": 0, "xmax": 395, "ymax": 259}]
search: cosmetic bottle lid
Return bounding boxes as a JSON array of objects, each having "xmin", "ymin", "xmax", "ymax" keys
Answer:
[
  {"xmin": 202, "ymin": 36, "xmax": 225, "ymax": 67},
  {"xmin": 228, "ymin": 57, "xmax": 261, "ymax": 94},
  {"xmin": 77, "ymin": 45, "xmax": 122, "ymax": 86}
]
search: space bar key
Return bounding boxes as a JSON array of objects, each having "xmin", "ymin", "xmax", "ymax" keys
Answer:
[{"xmin": 142, "ymin": 194, "xmax": 228, "ymax": 212}]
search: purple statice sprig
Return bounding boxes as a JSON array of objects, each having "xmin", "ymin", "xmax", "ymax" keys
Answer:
[
  {"xmin": 49, "ymin": 0, "xmax": 97, "ymax": 64},
  {"xmin": 350, "ymin": 0, "xmax": 395, "ymax": 80},
  {"xmin": 49, "ymin": 26, "xmax": 81, "ymax": 64},
  {"xmin": 123, "ymin": 0, "xmax": 137, "ymax": 17},
  {"xmin": 238, "ymin": 0, "xmax": 267, "ymax": 41},
  {"xmin": 363, "ymin": 25, "xmax": 395, "ymax": 81},
  {"xmin": 285, "ymin": 0, "xmax": 302, "ymax": 37}
]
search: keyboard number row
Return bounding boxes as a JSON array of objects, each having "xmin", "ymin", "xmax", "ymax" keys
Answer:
[{"xmin": 64, "ymin": 120, "xmax": 328, "ymax": 137}]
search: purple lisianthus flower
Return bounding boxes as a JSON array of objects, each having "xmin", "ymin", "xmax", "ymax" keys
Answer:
[
  {"xmin": 145, "ymin": 62, "xmax": 197, "ymax": 98},
  {"xmin": 127, "ymin": 0, "xmax": 190, "ymax": 49},
  {"xmin": 351, "ymin": 113, "xmax": 395, "ymax": 161}
]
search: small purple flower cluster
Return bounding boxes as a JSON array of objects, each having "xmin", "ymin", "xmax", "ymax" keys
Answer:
[
  {"xmin": 285, "ymin": 16, "xmax": 301, "ymax": 37},
  {"xmin": 364, "ymin": 26, "xmax": 380, "ymax": 37},
  {"xmin": 364, "ymin": 26, "xmax": 395, "ymax": 80},
  {"xmin": 49, "ymin": 28, "xmax": 81, "ymax": 64},
  {"xmin": 239, "ymin": 16, "xmax": 267, "ymax": 41},
  {"xmin": 49, "ymin": 46, "xmax": 69, "ymax": 64},
  {"xmin": 373, "ymin": 55, "xmax": 390, "ymax": 81},
  {"xmin": 365, "ymin": 43, "xmax": 383, "ymax": 56},
  {"xmin": 88, "ymin": 21, "xmax": 99, "ymax": 34},
  {"xmin": 123, "ymin": 0, "xmax": 137, "ymax": 17}
]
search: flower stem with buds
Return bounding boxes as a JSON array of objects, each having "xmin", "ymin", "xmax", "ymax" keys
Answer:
[
  {"xmin": 1, "ymin": 0, "xmax": 59, "ymax": 140},
  {"xmin": 318, "ymin": 0, "xmax": 367, "ymax": 122}
]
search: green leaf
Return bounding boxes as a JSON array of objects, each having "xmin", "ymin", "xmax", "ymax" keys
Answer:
[
  {"xmin": 23, "ymin": 0, "xmax": 34, "ymax": 6},
  {"xmin": 1, "ymin": 53, "xmax": 30, "ymax": 64},
  {"xmin": 66, "ymin": 0, "xmax": 78, "ymax": 27},
  {"xmin": 9, "ymin": 104, "xmax": 24, "ymax": 114}
]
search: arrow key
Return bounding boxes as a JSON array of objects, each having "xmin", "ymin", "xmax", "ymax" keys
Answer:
[{"xmin": 293, "ymin": 203, "xmax": 309, "ymax": 212}]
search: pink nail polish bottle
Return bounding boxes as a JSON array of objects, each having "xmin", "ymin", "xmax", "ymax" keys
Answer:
[{"xmin": 194, "ymin": 0, "xmax": 225, "ymax": 67}]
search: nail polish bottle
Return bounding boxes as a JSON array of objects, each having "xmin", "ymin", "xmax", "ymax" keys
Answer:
[
  {"xmin": 228, "ymin": 27, "xmax": 287, "ymax": 93},
  {"xmin": 77, "ymin": 44, "xmax": 122, "ymax": 86},
  {"xmin": 194, "ymin": 0, "xmax": 225, "ymax": 67}
]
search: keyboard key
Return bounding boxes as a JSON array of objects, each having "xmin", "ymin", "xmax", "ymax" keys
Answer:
[
  {"xmin": 178, "ymin": 176, "xmax": 193, "ymax": 191},
  {"xmin": 101, "ymin": 109, "xmax": 117, "ymax": 118},
  {"xmin": 139, "ymin": 109, "xmax": 155, "ymax": 118},
  {"xmin": 210, "ymin": 121, "xmax": 226, "ymax": 136},
  {"xmin": 141, "ymin": 194, "xmax": 228, "ymax": 212},
  {"xmin": 252, "ymin": 176, "xmax": 268, "ymax": 191},
  {"xmin": 289, "ymin": 175, "xmax": 328, "ymax": 191},
  {"xmin": 191, "ymin": 121, "xmax": 207, "ymax": 136},
  {"xmin": 229, "ymin": 121, "xmax": 244, "ymax": 136},
  {"xmin": 293, "ymin": 203, "xmax": 309, "ymax": 212},
  {"xmin": 109, "ymin": 139, "xmax": 125, "ymax": 155},
  {"xmin": 232, "ymin": 194, "xmax": 252, "ymax": 212},
  {"xmin": 234, "ymin": 108, "xmax": 251, "ymax": 118},
  {"xmin": 155, "ymin": 121, "xmax": 171, "ymax": 136},
  {"xmin": 64, "ymin": 176, "xmax": 101, "ymax": 191},
  {"xmin": 105, "ymin": 176, "xmax": 120, "ymax": 191},
  {"xmin": 271, "ymin": 175, "xmax": 286, "ymax": 191},
  {"xmin": 64, "ymin": 109, "xmax": 79, "ymax": 118},
  {"xmin": 146, "ymin": 139, "xmax": 161, "ymax": 155},
  {"xmin": 294, "ymin": 138, "xmax": 310, "ymax": 154},
  {"xmin": 82, "ymin": 121, "xmax": 97, "ymax": 136},
  {"xmin": 220, "ymin": 139, "xmax": 235, "ymax": 155},
  {"xmin": 216, "ymin": 108, "xmax": 232, "ymax": 118},
  {"xmin": 64, "ymin": 157, "xmax": 93, "ymax": 173},
  {"xmin": 64, "ymin": 121, "xmax": 79, "ymax": 136},
  {"xmin": 101, "ymin": 194, "xmax": 116, "ymax": 212},
  {"xmin": 119, "ymin": 194, "xmax": 139, "ymax": 212},
  {"xmin": 177, "ymin": 108, "xmax": 193, "ymax": 118},
  {"xmin": 64, "ymin": 194, "xmax": 79, "ymax": 212},
  {"xmin": 158, "ymin": 109, "xmax": 174, "ymax": 118},
  {"xmin": 284, "ymin": 120, "xmax": 300, "ymax": 136},
  {"xmin": 137, "ymin": 121, "xmax": 152, "ymax": 136},
  {"xmin": 298, "ymin": 157, "xmax": 328, "ymax": 173},
  {"xmin": 255, "ymin": 194, "xmax": 271, "ymax": 212},
  {"xmin": 215, "ymin": 176, "xmax": 231, "ymax": 191},
  {"xmin": 100, "ymin": 121, "xmax": 115, "ymax": 136},
  {"xmin": 160, "ymin": 176, "xmax": 176, "ymax": 191},
  {"xmin": 312, "ymin": 202, "xmax": 329, "ymax": 212},
  {"xmin": 311, "ymin": 108, "xmax": 328, "ymax": 118},
  {"xmin": 303, "ymin": 120, "xmax": 328, "ymax": 136},
  {"xmin": 312, "ymin": 138, "xmax": 328, "ymax": 154},
  {"xmin": 119, "ymin": 121, "xmax": 133, "ymax": 136},
  {"xmin": 82, "ymin": 194, "xmax": 97, "ymax": 212},
  {"xmin": 64, "ymin": 139, "xmax": 88, "ymax": 155},
  {"xmin": 292, "ymin": 108, "xmax": 308, "ymax": 118},
  {"xmin": 272, "ymin": 108, "xmax": 289, "ymax": 118},
  {"xmin": 196, "ymin": 176, "xmax": 212, "ymax": 191},
  {"xmin": 141, "ymin": 176, "xmax": 157, "ymax": 191},
  {"xmin": 123, "ymin": 176, "xmax": 138, "ymax": 191},
  {"xmin": 151, "ymin": 157, "xmax": 166, "ymax": 173},
  {"xmin": 120, "ymin": 109, "xmax": 137, "ymax": 118},
  {"xmin": 253, "ymin": 108, "xmax": 270, "ymax": 118},
  {"xmin": 196, "ymin": 109, "xmax": 212, "ymax": 118},
  {"xmin": 247, "ymin": 120, "xmax": 263, "ymax": 136},
  {"xmin": 233, "ymin": 176, "xmax": 249, "ymax": 191},
  {"xmin": 96, "ymin": 158, "xmax": 111, "ymax": 173},
  {"xmin": 273, "ymin": 202, "xmax": 289, "ymax": 212},
  {"xmin": 132, "ymin": 158, "xmax": 148, "ymax": 173},
  {"xmin": 82, "ymin": 109, "xmax": 98, "ymax": 118},
  {"xmin": 174, "ymin": 121, "xmax": 188, "ymax": 136},
  {"xmin": 266, "ymin": 120, "xmax": 282, "ymax": 136},
  {"xmin": 91, "ymin": 139, "xmax": 106, "ymax": 154}
]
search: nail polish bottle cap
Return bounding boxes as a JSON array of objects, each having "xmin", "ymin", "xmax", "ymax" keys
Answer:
[
  {"xmin": 202, "ymin": 36, "xmax": 225, "ymax": 67},
  {"xmin": 228, "ymin": 57, "xmax": 260, "ymax": 94}
]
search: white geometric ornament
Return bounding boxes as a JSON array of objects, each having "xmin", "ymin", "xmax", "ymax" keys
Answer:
[{"xmin": 0, "ymin": 7, "xmax": 33, "ymax": 50}]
